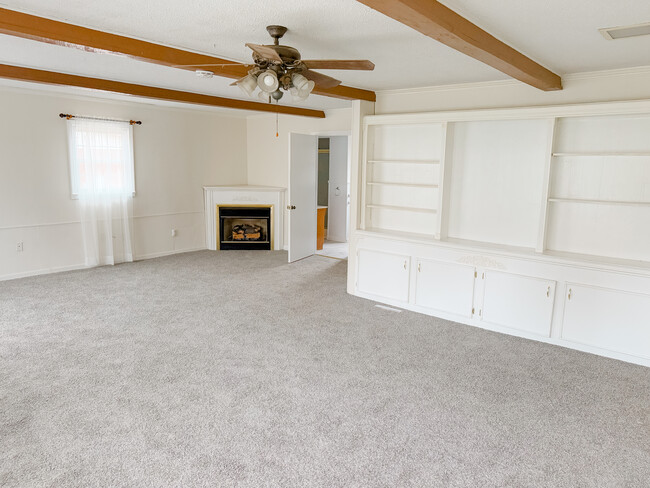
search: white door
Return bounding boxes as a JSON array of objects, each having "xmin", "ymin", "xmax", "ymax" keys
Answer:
[
  {"xmin": 327, "ymin": 136, "xmax": 349, "ymax": 242},
  {"xmin": 415, "ymin": 259, "xmax": 475, "ymax": 318},
  {"xmin": 481, "ymin": 271, "xmax": 556, "ymax": 337},
  {"xmin": 288, "ymin": 133, "xmax": 318, "ymax": 263},
  {"xmin": 357, "ymin": 249, "xmax": 410, "ymax": 302}
]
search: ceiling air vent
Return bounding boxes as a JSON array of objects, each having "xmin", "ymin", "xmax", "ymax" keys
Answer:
[{"xmin": 599, "ymin": 22, "xmax": 650, "ymax": 40}]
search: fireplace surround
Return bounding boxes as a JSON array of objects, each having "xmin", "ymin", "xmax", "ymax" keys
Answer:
[{"xmin": 204, "ymin": 186, "xmax": 286, "ymax": 251}]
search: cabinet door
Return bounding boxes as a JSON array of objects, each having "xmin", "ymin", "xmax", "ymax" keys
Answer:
[
  {"xmin": 415, "ymin": 259, "xmax": 475, "ymax": 318},
  {"xmin": 561, "ymin": 284, "xmax": 650, "ymax": 360},
  {"xmin": 481, "ymin": 271, "xmax": 555, "ymax": 337},
  {"xmin": 357, "ymin": 249, "xmax": 410, "ymax": 302}
]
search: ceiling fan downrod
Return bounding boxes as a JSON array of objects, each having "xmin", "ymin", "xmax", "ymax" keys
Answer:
[{"xmin": 266, "ymin": 25, "xmax": 288, "ymax": 46}]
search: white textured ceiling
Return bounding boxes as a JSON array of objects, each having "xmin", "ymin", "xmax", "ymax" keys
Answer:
[{"xmin": 1, "ymin": 0, "xmax": 650, "ymax": 111}]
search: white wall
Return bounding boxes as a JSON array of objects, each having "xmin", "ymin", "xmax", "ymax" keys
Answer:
[
  {"xmin": 246, "ymin": 108, "xmax": 352, "ymax": 246},
  {"xmin": 0, "ymin": 86, "xmax": 248, "ymax": 280},
  {"xmin": 376, "ymin": 66, "xmax": 650, "ymax": 114}
]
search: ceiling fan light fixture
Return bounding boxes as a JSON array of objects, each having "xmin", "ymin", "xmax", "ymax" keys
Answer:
[
  {"xmin": 257, "ymin": 70, "xmax": 279, "ymax": 93},
  {"xmin": 290, "ymin": 73, "xmax": 315, "ymax": 101},
  {"xmin": 236, "ymin": 73, "xmax": 258, "ymax": 97},
  {"xmin": 291, "ymin": 73, "xmax": 309, "ymax": 90}
]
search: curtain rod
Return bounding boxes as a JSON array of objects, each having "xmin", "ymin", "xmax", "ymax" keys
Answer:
[{"xmin": 59, "ymin": 113, "xmax": 142, "ymax": 125}]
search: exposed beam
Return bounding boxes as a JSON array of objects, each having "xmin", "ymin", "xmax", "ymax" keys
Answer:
[
  {"xmin": 356, "ymin": 0, "xmax": 562, "ymax": 91},
  {"xmin": 0, "ymin": 64, "xmax": 326, "ymax": 118},
  {"xmin": 0, "ymin": 7, "xmax": 376, "ymax": 102}
]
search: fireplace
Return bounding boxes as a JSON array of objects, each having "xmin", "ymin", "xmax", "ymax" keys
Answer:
[{"xmin": 217, "ymin": 205, "xmax": 272, "ymax": 250}]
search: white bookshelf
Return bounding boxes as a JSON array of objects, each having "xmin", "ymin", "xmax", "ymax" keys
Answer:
[
  {"xmin": 351, "ymin": 102, "xmax": 650, "ymax": 367},
  {"xmin": 362, "ymin": 122, "xmax": 444, "ymax": 238},
  {"xmin": 543, "ymin": 114, "xmax": 650, "ymax": 262}
]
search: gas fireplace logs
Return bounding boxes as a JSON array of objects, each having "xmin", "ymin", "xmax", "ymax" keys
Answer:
[{"xmin": 232, "ymin": 224, "xmax": 262, "ymax": 241}]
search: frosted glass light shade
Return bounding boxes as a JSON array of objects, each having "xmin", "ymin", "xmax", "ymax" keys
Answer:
[
  {"xmin": 257, "ymin": 70, "xmax": 279, "ymax": 93},
  {"xmin": 291, "ymin": 73, "xmax": 315, "ymax": 100},
  {"xmin": 291, "ymin": 73, "xmax": 309, "ymax": 90},
  {"xmin": 236, "ymin": 74, "xmax": 258, "ymax": 97}
]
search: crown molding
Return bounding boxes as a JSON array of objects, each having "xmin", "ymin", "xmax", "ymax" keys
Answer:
[{"xmin": 376, "ymin": 65, "xmax": 650, "ymax": 97}]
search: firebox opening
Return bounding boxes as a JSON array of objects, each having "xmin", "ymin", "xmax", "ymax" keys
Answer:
[{"xmin": 217, "ymin": 206, "xmax": 272, "ymax": 250}]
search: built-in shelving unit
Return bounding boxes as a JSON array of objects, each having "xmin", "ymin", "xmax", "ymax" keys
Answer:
[
  {"xmin": 542, "ymin": 114, "xmax": 650, "ymax": 262},
  {"xmin": 362, "ymin": 122, "xmax": 445, "ymax": 239},
  {"xmin": 351, "ymin": 102, "xmax": 650, "ymax": 367}
]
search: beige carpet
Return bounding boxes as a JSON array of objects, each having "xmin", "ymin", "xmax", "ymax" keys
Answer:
[{"xmin": 1, "ymin": 250, "xmax": 649, "ymax": 487}]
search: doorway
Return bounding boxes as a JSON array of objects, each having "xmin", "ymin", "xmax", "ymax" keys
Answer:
[
  {"xmin": 316, "ymin": 136, "xmax": 349, "ymax": 260},
  {"xmin": 287, "ymin": 133, "xmax": 350, "ymax": 263}
]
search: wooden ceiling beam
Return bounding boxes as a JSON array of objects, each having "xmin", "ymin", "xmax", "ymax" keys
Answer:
[
  {"xmin": 0, "ymin": 7, "xmax": 376, "ymax": 102},
  {"xmin": 0, "ymin": 64, "xmax": 326, "ymax": 118},
  {"xmin": 357, "ymin": 0, "xmax": 562, "ymax": 91}
]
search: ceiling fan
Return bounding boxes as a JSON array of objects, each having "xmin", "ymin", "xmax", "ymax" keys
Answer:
[{"xmin": 185, "ymin": 25, "xmax": 374, "ymax": 102}]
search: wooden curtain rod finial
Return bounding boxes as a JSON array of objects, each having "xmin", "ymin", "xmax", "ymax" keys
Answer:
[{"xmin": 129, "ymin": 120, "xmax": 142, "ymax": 125}]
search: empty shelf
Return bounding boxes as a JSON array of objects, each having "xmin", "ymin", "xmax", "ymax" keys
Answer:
[
  {"xmin": 367, "ymin": 182, "xmax": 439, "ymax": 189},
  {"xmin": 548, "ymin": 198, "xmax": 650, "ymax": 207},
  {"xmin": 367, "ymin": 159, "xmax": 440, "ymax": 165},
  {"xmin": 366, "ymin": 204, "xmax": 437, "ymax": 214}
]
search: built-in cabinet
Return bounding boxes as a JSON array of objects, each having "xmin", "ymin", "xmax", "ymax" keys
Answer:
[
  {"xmin": 357, "ymin": 249, "xmax": 410, "ymax": 302},
  {"xmin": 480, "ymin": 271, "xmax": 555, "ymax": 337},
  {"xmin": 561, "ymin": 284, "xmax": 650, "ymax": 360},
  {"xmin": 350, "ymin": 101, "xmax": 650, "ymax": 367},
  {"xmin": 415, "ymin": 259, "xmax": 475, "ymax": 318}
]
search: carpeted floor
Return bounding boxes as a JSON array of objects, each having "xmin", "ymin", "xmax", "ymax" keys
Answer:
[{"xmin": 1, "ymin": 251, "xmax": 649, "ymax": 487}]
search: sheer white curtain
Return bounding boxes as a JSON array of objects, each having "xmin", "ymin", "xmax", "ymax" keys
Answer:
[{"xmin": 67, "ymin": 118, "xmax": 135, "ymax": 267}]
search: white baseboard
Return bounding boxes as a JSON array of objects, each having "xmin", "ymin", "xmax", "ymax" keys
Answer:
[
  {"xmin": 0, "ymin": 263, "xmax": 88, "ymax": 282},
  {"xmin": 1, "ymin": 247, "xmax": 207, "ymax": 282},
  {"xmin": 134, "ymin": 246, "xmax": 207, "ymax": 261}
]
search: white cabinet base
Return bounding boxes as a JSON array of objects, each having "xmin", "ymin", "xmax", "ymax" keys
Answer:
[
  {"xmin": 415, "ymin": 259, "xmax": 475, "ymax": 318},
  {"xmin": 351, "ymin": 231, "xmax": 650, "ymax": 368},
  {"xmin": 481, "ymin": 271, "xmax": 556, "ymax": 337},
  {"xmin": 561, "ymin": 283, "xmax": 650, "ymax": 360},
  {"xmin": 357, "ymin": 249, "xmax": 410, "ymax": 303}
]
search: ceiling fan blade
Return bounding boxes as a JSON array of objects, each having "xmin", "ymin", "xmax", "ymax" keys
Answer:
[
  {"xmin": 301, "ymin": 60, "xmax": 375, "ymax": 71},
  {"xmin": 171, "ymin": 63, "xmax": 252, "ymax": 69},
  {"xmin": 245, "ymin": 43, "xmax": 283, "ymax": 63},
  {"xmin": 301, "ymin": 69, "xmax": 342, "ymax": 89}
]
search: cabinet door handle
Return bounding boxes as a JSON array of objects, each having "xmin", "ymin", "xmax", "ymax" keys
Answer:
[
  {"xmin": 568, "ymin": 288, "xmax": 572, "ymax": 300},
  {"xmin": 417, "ymin": 263, "xmax": 421, "ymax": 272},
  {"xmin": 546, "ymin": 286, "xmax": 551, "ymax": 298},
  {"xmin": 404, "ymin": 260, "xmax": 407, "ymax": 270}
]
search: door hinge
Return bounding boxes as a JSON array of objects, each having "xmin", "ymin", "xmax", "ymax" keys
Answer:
[
  {"xmin": 474, "ymin": 271, "xmax": 477, "ymax": 278},
  {"xmin": 472, "ymin": 307, "xmax": 475, "ymax": 315}
]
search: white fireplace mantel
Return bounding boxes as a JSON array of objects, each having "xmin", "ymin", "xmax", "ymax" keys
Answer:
[{"xmin": 203, "ymin": 185, "xmax": 286, "ymax": 250}]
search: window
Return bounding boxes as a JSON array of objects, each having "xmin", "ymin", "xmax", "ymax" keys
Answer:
[{"xmin": 67, "ymin": 118, "xmax": 135, "ymax": 198}]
